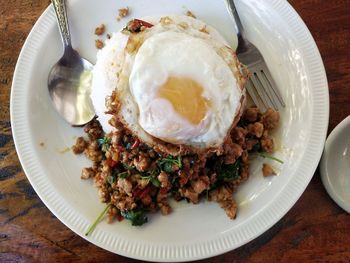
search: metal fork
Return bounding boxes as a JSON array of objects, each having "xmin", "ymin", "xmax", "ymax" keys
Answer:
[{"xmin": 225, "ymin": 0, "xmax": 285, "ymax": 111}]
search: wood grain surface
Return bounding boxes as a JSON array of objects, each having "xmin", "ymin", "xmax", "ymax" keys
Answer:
[{"xmin": 1, "ymin": 0, "xmax": 350, "ymax": 262}]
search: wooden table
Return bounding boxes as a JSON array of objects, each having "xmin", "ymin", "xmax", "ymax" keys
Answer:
[{"xmin": 1, "ymin": 0, "xmax": 350, "ymax": 262}]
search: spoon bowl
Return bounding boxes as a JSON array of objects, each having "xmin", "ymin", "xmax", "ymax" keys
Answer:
[{"xmin": 48, "ymin": 0, "xmax": 95, "ymax": 126}]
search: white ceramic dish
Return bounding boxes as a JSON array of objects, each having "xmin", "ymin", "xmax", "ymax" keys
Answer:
[
  {"xmin": 320, "ymin": 116, "xmax": 350, "ymax": 213},
  {"xmin": 11, "ymin": 0, "xmax": 329, "ymax": 261}
]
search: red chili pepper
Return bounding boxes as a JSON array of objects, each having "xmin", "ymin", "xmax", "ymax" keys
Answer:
[
  {"xmin": 116, "ymin": 214, "xmax": 124, "ymax": 222},
  {"xmin": 130, "ymin": 138, "xmax": 140, "ymax": 150},
  {"xmin": 106, "ymin": 158, "xmax": 117, "ymax": 168},
  {"xmin": 116, "ymin": 145, "xmax": 124, "ymax": 152},
  {"xmin": 178, "ymin": 170, "xmax": 189, "ymax": 186},
  {"xmin": 134, "ymin": 19, "xmax": 154, "ymax": 28},
  {"xmin": 133, "ymin": 185, "xmax": 152, "ymax": 199},
  {"xmin": 179, "ymin": 177, "xmax": 188, "ymax": 186},
  {"xmin": 133, "ymin": 188, "xmax": 142, "ymax": 198},
  {"xmin": 139, "ymin": 185, "xmax": 152, "ymax": 199},
  {"xmin": 160, "ymin": 187, "xmax": 168, "ymax": 195}
]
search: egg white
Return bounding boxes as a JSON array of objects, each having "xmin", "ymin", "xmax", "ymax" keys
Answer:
[
  {"xmin": 130, "ymin": 30, "xmax": 241, "ymax": 147},
  {"xmin": 91, "ymin": 15, "xmax": 244, "ymax": 150},
  {"xmin": 91, "ymin": 32, "xmax": 129, "ymax": 133}
]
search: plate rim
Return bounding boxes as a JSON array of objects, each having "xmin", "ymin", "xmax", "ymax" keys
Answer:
[{"xmin": 10, "ymin": 0, "xmax": 329, "ymax": 261}]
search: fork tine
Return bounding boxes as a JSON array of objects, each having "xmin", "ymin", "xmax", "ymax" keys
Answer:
[
  {"xmin": 255, "ymin": 70, "xmax": 279, "ymax": 110},
  {"xmin": 260, "ymin": 66, "xmax": 286, "ymax": 108},
  {"xmin": 250, "ymin": 73, "xmax": 275, "ymax": 110},
  {"xmin": 246, "ymin": 79, "xmax": 266, "ymax": 111}
]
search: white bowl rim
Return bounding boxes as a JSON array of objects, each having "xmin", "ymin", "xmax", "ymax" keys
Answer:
[{"xmin": 320, "ymin": 116, "xmax": 350, "ymax": 214}]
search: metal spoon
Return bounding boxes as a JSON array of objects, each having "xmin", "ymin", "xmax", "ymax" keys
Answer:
[{"xmin": 48, "ymin": 0, "xmax": 95, "ymax": 126}]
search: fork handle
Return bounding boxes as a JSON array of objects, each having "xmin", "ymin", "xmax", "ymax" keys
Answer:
[{"xmin": 225, "ymin": 0, "xmax": 249, "ymax": 53}]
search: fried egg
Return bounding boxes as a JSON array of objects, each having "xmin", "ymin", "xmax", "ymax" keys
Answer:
[{"xmin": 91, "ymin": 15, "xmax": 245, "ymax": 150}]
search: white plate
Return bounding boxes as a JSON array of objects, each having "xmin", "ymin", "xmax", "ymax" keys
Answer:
[
  {"xmin": 11, "ymin": 0, "xmax": 329, "ymax": 261},
  {"xmin": 320, "ymin": 116, "xmax": 350, "ymax": 213}
]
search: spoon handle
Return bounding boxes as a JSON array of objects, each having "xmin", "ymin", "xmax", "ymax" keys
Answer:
[{"xmin": 51, "ymin": 0, "xmax": 71, "ymax": 47}]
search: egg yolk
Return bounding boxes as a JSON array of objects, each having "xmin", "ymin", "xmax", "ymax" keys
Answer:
[{"xmin": 159, "ymin": 77, "xmax": 209, "ymax": 124}]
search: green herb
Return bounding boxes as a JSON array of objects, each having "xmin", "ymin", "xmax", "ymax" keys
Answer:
[
  {"xmin": 112, "ymin": 168, "xmax": 120, "ymax": 176},
  {"xmin": 250, "ymin": 141, "xmax": 283, "ymax": 164},
  {"xmin": 254, "ymin": 152, "xmax": 284, "ymax": 164},
  {"xmin": 150, "ymin": 177, "xmax": 161, "ymax": 187},
  {"xmin": 217, "ymin": 159, "xmax": 241, "ymax": 181},
  {"xmin": 141, "ymin": 169, "xmax": 161, "ymax": 187},
  {"xmin": 161, "ymin": 162, "xmax": 173, "ymax": 173},
  {"xmin": 118, "ymin": 171, "xmax": 129, "ymax": 179},
  {"xmin": 106, "ymin": 175, "xmax": 116, "ymax": 186},
  {"xmin": 120, "ymin": 209, "xmax": 148, "ymax": 226},
  {"xmin": 210, "ymin": 160, "xmax": 242, "ymax": 191},
  {"xmin": 251, "ymin": 142, "xmax": 261, "ymax": 152},
  {"xmin": 123, "ymin": 163, "xmax": 135, "ymax": 170},
  {"xmin": 85, "ymin": 204, "xmax": 111, "ymax": 236},
  {"xmin": 170, "ymin": 175, "xmax": 177, "ymax": 185},
  {"xmin": 158, "ymin": 155, "xmax": 182, "ymax": 172},
  {"xmin": 112, "ymin": 168, "xmax": 129, "ymax": 180},
  {"xmin": 97, "ymin": 137, "xmax": 111, "ymax": 152},
  {"xmin": 238, "ymin": 118, "xmax": 248, "ymax": 127}
]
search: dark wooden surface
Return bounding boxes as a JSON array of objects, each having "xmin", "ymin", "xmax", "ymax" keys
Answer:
[{"xmin": 1, "ymin": 0, "xmax": 350, "ymax": 262}]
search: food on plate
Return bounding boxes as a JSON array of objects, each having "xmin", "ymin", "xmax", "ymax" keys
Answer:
[
  {"xmin": 262, "ymin": 163, "xmax": 276, "ymax": 177},
  {"xmin": 74, "ymin": 15, "xmax": 281, "ymax": 228},
  {"xmin": 95, "ymin": 24, "xmax": 106, "ymax": 36},
  {"xmin": 95, "ymin": 24, "xmax": 106, "ymax": 49},
  {"xmin": 117, "ymin": 7, "xmax": 130, "ymax": 21},
  {"xmin": 186, "ymin": 10, "xmax": 196, "ymax": 19},
  {"xmin": 95, "ymin": 39, "xmax": 104, "ymax": 49}
]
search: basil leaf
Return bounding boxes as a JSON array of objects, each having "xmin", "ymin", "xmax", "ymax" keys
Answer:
[
  {"xmin": 150, "ymin": 177, "xmax": 161, "ymax": 188},
  {"xmin": 251, "ymin": 142, "xmax": 261, "ymax": 152},
  {"xmin": 158, "ymin": 155, "xmax": 182, "ymax": 172},
  {"xmin": 121, "ymin": 209, "xmax": 148, "ymax": 226},
  {"xmin": 123, "ymin": 163, "xmax": 135, "ymax": 170},
  {"xmin": 106, "ymin": 175, "xmax": 116, "ymax": 186},
  {"xmin": 162, "ymin": 162, "xmax": 173, "ymax": 173},
  {"xmin": 218, "ymin": 159, "xmax": 241, "ymax": 181},
  {"xmin": 97, "ymin": 137, "xmax": 111, "ymax": 152},
  {"xmin": 140, "ymin": 168, "xmax": 160, "ymax": 187},
  {"xmin": 118, "ymin": 171, "xmax": 129, "ymax": 179}
]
